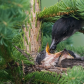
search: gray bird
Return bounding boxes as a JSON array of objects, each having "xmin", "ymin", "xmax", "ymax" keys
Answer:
[{"xmin": 50, "ymin": 15, "xmax": 84, "ymax": 53}]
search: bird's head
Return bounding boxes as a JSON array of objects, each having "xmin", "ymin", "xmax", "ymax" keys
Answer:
[{"xmin": 36, "ymin": 43, "xmax": 75, "ymax": 68}]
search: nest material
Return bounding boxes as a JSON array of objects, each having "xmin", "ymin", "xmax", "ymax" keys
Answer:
[
  {"xmin": 23, "ymin": 57, "xmax": 84, "ymax": 76},
  {"xmin": 14, "ymin": 46, "xmax": 84, "ymax": 74}
]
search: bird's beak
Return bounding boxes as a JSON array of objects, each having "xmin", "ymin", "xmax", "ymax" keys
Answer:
[
  {"xmin": 45, "ymin": 43, "xmax": 74, "ymax": 59},
  {"xmin": 45, "ymin": 43, "xmax": 62, "ymax": 55},
  {"xmin": 46, "ymin": 43, "xmax": 50, "ymax": 54}
]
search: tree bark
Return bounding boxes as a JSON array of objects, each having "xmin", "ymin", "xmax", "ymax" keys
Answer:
[
  {"xmin": 60, "ymin": 58, "xmax": 84, "ymax": 68},
  {"xmin": 24, "ymin": 0, "xmax": 41, "ymax": 60}
]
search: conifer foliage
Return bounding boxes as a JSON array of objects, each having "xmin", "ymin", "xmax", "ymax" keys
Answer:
[
  {"xmin": 0, "ymin": 0, "xmax": 29, "ymax": 46},
  {"xmin": 0, "ymin": 0, "xmax": 30, "ymax": 83},
  {"xmin": 38, "ymin": 0, "xmax": 84, "ymax": 21},
  {"xmin": 0, "ymin": 0, "xmax": 84, "ymax": 84}
]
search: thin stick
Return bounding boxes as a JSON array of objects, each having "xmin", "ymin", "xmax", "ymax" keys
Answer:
[
  {"xmin": 22, "ymin": 60, "xmax": 25, "ymax": 75},
  {"xmin": 14, "ymin": 46, "xmax": 31, "ymax": 61}
]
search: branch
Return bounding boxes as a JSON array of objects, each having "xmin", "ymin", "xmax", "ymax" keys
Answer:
[
  {"xmin": 14, "ymin": 46, "xmax": 31, "ymax": 61},
  {"xmin": 22, "ymin": 60, "xmax": 25, "ymax": 75},
  {"xmin": 79, "ymin": 30, "xmax": 84, "ymax": 34},
  {"xmin": 61, "ymin": 57, "xmax": 84, "ymax": 68}
]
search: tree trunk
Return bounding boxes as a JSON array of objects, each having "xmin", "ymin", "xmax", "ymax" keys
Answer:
[{"xmin": 24, "ymin": 0, "xmax": 41, "ymax": 60}]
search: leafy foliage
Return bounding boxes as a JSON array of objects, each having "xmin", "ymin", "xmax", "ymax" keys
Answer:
[
  {"xmin": 76, "ymin": 0, "xmax": 84, "ymax": 18},
  {"xmin": 0, "ymin": 0, "xmax": 31, "ymax": 83},
  {"xmin": 1, "ymin": 0, "xmax": 84, "ymax": 84},
  {"xmin": 63, "ymin": 66, "xmax": 84, "ymax": 84},
  {"xmin": 24, "ymin": 71, "xmax": 66, "ymax": 84},
  {"xmin": 41, "ymin": 22, "xmax": 53, "ymax": 36},
  {"xmin": 41, "ymin": 22, "xmax": 52, "ymax": 50},
  {"xmin": 12, "ymin": 31, "xmax": 34, "ymax": 65},
  {"xmin": 38, "ymin": 0, "xmax": 84, "ymax": 22},
  {"xmin": 0, "ymin": 70, "xmax": 11, "ymax": 81},
  {"xmin": 0, "ymin": 0, "xmax": 30, "ymax": 46},
  {"xmin": 42, "ymin": 34, "xmax": 52, "ymax": 50},
  {"xmin": 24, "ymin": 66, "xmax": 84, "ymax": 84}
]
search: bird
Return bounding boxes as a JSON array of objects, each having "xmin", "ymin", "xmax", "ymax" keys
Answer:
[
  {"xmin": 49, "ymin": 15, "xmax": 84, "ymax": 53},
  {"xmin": 36, "ymin": 43, "xmax": 76, "ymax": 68}
]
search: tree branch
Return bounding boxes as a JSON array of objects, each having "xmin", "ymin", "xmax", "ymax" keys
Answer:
[
  {"xmin": 14, "ymin": 46, "xmax": 31, "ymax": 61},
  {"xmin": 60, "ymin": 57, "xmax": 84, "ymax": 68}
]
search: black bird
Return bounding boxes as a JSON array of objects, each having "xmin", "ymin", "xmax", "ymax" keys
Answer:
[{"xmin": 50, "ymin": 16, "xmax": 84, "ymax": 53}]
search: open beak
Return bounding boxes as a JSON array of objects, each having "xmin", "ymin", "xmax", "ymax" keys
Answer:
[
  {"xmin": 45, "ymin": 43, "xmax": 62, "ymax": 56},
  {"xmin": 45, "ymin": 43, "xmax": 74, "ymax": 59},
  {"xmin": 46, "ymin": 43, "xmax": 50, "ymax": 54}
]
